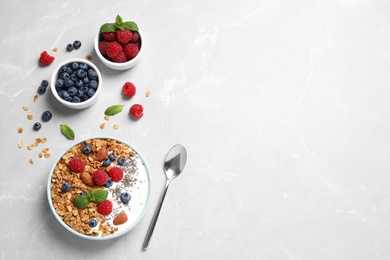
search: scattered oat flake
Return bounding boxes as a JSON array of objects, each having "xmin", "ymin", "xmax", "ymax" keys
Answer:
[
  {"xmin": 113, "ymin": 124, "xmax": 119, "ymax": 130},
  {"xmin": 29, "ymin": 159, "xmax": 34, "ymax": 164},
  {"xmin": 23, "ymin": 106, "xmax": 29, "ymax": 111},
  {"xmin": 44, "ymin": 153, "xmax": 51, "ymax": 158},
  {"xmin": 18, "ymin": 141, "xmax": 24, "ymax": 148},
  {"xmin": 100, "ymin": 123, "xmax": 106, "ymax": 129},
  {"xmin": 42, "ymin": 147, "xmax": 49, "ymax": 153},
  {"xmin": 18, "ymin": 127, "xmax": 23, "ymax": 134},
  {"xmin": 42, "ymin": 137, "xmax": 47, "ymax": 143},
  {"xmin": 104, "ymin": 116, "xmax": 110, "ymax": 121},
  {"xmin": 86, "ymin": 55, "xmax": 92, "ymax": 61},
  {"xmin": 38, "ymin": 153, "xmax": 43, "ymax": 158},
  {"xmin": 146, "ymin": 90, "xmax": 150, "ymax": 97},
  {"xmin": 53, "ymin": 47, "xmax": 58, "ymax": 52},
  {"xmin": 34, "ymin": 95, "xmax": 38, "ymax": 102},
  {"xmin": 27, "ymin": 114, "xmax": 33, "ymax": 120},
  {"xmin": 27, "ymin": 145, "xmax": 33, "ymax": 150}
]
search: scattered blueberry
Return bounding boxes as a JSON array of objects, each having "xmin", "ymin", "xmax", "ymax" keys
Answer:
[
  {"xmin": 61, "ymin": 182, "xmax": 72, "ymax": 192},
  {"xmin": 117, "ymin": 157, "xmax": 125, "ymax": 165},
  {"xmin": 66, "ymin": 43, "xmax": 74, "ymax": 52},
  {"xmin": 37, "ymin": 85, "xmax": 46, "ymax": 94},
  {"xmin": 41, "ymin": 111, "xmax": 52, "ymax": 122},
  {"xmin": 82, "ymin": 145, "xmax": 92, "ymax": 154},
  {"xmin": 120, "ymin": 192, "xmax": 131, "ymax": 204},
  {"xmin": 41, "ymin": 79, "xmax": 49, "ymax": 87},
  {"xmin": 73, "ymin": 40, "xmax": 82, "ymax": 49},
  {"xmin": 33, "ymin": 122, "xmax": 41, "ymax": 131},
  {"xmin": 103, "ymin": 158, "xmax": 111, "ymax": 167},
  {"xmin": 104, "ymin": 179, "xmax": 113, "ymax": 188},
  {"xmin": 88, "ymin": 219, "xmax": 98, "ymax": 228},
  {"xmin": 109, "ymin": 153, "xmax": 116, "ymax": 161}
]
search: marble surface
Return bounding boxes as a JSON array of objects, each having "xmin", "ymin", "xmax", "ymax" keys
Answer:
[{"xmin": 1, "ymin": 0, "xmax": 390, "ymax": 259}]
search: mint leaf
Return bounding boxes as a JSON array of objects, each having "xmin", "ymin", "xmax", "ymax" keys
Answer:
[
  {"xmin": 115, "ymin": 15, "xmax": 123, "ymax": 26},
  {"xmin": 104, "ymin": 105, "xmax": 123, "ymax": 116},
  {"xmin": 87, "ymin": 190, "xmax": 95, "ymax": 202},
  {"xmin": 123, "ymin": 21, "xmax": 139, "ymax": 31},
  {"xmin": 60, "ymin": 124, "xmax": 75, "ymax": 140},
  {"xmin": 100, "ymin": 23, "xmax": 117, "ymax": 33},
  {"xmin": 92, "ymin": 190, "xmax": 108, "ymax": 203},
  {"xmin": 73, "ymin": 195, "xmax": 90, "ymax": 208}
]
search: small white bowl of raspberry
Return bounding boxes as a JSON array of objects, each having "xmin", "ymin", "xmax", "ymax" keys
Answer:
[{"xmin": 94, "ymin": 28, "xmax": 143, "ymax": 70}]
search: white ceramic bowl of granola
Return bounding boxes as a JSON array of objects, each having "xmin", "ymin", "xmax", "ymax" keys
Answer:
[
  {"xmin": 47, "ymin": 137, "xmax": 152, "ymax": 240},
  {"xmin": 50, "ymin": 58, "xmax": 102, "ymax": 109}
]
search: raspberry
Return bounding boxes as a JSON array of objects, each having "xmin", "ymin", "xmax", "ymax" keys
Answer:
[
  {"xmin": 98, "ymin": 40, "xmax": 110, "ymax": 56},
  {"xmin": 130, "ymin": 31, "xmax": 140, "ymax": 43},
  {"xmin": 108, "ymin": 167, "xmax": 124, "ymax": 182},
  {"xmin": 106, "ymin": 42, "xmax": 123, "ymax": 59},
  {"xmin": 68, "ymin": 158, "xmax": 85, "ymax": 173},
  {"xmin": 102, "ymin": 32, "xmax": 116, "ymax": 41},
  {"xmin": 97, "ymin": 200, "xmax": 113, "ymax": 215},
  {"xmin": 113, "ymin": 51, "xmax": 127, "ymax": 63},
  {"xmin": 129, "ymin": 104, "xmax": 144, "ymax": 119},
  {"xmin": 122, "ymin": 82, "xmax": 136, "ymax": 98},
  {"xmin": 124, "ymin": 43, "xmax": 139, "ymax": 60},
  {"xmin": 116, "ymin": 29, "xmax": 132, "ymax": 45},
  {"xmin": 39, "ymin": 51, "xmax": 55, "ymax": 66},
  {"xmin": 93, "ymin": 170, "xmax": 109, "ymax": 185}
]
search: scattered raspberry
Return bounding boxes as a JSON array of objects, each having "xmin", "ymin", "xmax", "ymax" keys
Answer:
[
  {"xmin": 106, "ymin": 42, "xmax": 123, "ymax": 59},
  {"xmin": 93, "ymin": 170, "xmax": 109, "ymax": 185},
  {"xmin": 113, "ymin": 51, "xmax": 127, "ymax": 63},
  {"xmin": 102, "ymin": 32, "xmax": 117, "ymax": 41},
  {"xmin": 68, "ymin": 158, "xmax": 85, "ymax": 173},
  {"xmin": 116, "ymin": 29, "xmax": 132, "ymax": 45},
  {"xmin": 98, "ymin": 40, "xmax": 110, "ymax": 56},
  {"xmin": 108, "ymin": 167, "xmax": 124, "ymax": 182},
  {"xmin": 129, "ymin": 104, "xmax": 144, "ymax": 119},
  {"xmin": 39, "ymin": 51, "xmax": 55, "ymax": 66},
  {"xmin": 130, "ymin": 31, "xmax": 140, "ymax": 43},
  {"xmin": 124, "ymin": 44, "xmax": 139, "ymax": 60},
  {"xmin": 97, "ymin": 200, "xmax": 113, "ymax": 215},
  {"xmin": 122, "ymin": 82, "xmax": 136, "ymax": 98}
]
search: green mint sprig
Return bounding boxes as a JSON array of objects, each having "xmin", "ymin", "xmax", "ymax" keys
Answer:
[
  {"xmin": 99, "ymin": 15, "xmax": 138, "ymax": 33},
  {"xmin": 73, "ymin": 189, "xmax": 108, "ymax": 208}
]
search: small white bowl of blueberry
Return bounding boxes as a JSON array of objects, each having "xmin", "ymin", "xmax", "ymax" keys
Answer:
[{"xmin": 50, "ymin": 58, "xmax": 102, "ymax": 109}]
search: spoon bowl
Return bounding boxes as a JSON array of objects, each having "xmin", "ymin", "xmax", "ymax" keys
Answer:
[{"xmin": 142, "ymin": 144, "xmax": 187, "ymax": 250}]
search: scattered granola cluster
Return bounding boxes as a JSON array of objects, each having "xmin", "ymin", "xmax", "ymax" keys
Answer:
[{"xmin": 50, "ymin": 138, "xmax": 140, "ymax": 237}]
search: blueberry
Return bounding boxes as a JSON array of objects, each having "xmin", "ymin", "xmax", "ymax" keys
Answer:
[
  {"xmin": 59, "ymin": 65, "xmax": 68, "ymax": 73},
  {"xmin": 64, "ymin": 79, "xmax": 74, "ymax": 88},
  {"xmin": 82, "ymin": 77, "xmax": 90, "ymax": 84},
  {"xmin": 41, "ymin": 79, "xmax": 49, "ymax": 87},
  {"xmin": 82, "ymin": 145, "xmax": 92, "ymax": 154},
  {"xmin": 59, "ymin": 72, "xmax": 70, "ymax": 80},
  {"xmin": 33, "ymin": 122, "xmax": 41, "ymax": 131},
  {"xmin": 79, "ymin": 63, "xmax": 88, "ymax": 71},
  {"xmin": 109, "ymin": 153, "xmax": 116, "ymax": 161},
  {"xmin": 68, "ymin": 86, "xmax": 77, "ymax": 96},
  {"xmin": 82, "ymin": 94, "xmax": 89, "ymax": 101},
  {"xmin": 88, "ymin": 69, "xmax": 98, "ymax": 80},
  {"xmin": 104, "ymin": 179, "xmax": 113, "ymax": 188},
  {"xmin": 66, "ymin": 43, "xmax": 73, "ymax": 52},
  {"xmin": 41, "ymin": 111, "xmax": 52, "ymax": 122},
  {"xmin": 103, "ymin": 158, "xmax": 111, "ymax": 167},
  {"xmin": 73, "ymin": 40, "xmax": 82, "ymax": 49},
  {"xmin": 89, "ymin": 80, "xmax": 98, "ymax": 90},
  {"xmin": 120, "ymin": 192, "xmax": 131, "ymax": 204},
  {"xmin": 88, "ymin": 219, "xmax": 97, "ymax": 228},
  {"xmin": 70, "ymin": 73, "xmax": 78, "ymax": 82},
  {"xmin": 61, "ymin": 182, "xmax": 71, "ymax": 192},
  {"xmin": 59, "ymin": 90, "xmax": 71, "ymax": 101},
  {"xmin": 72, "ymin": 96, "xmax": 81, "ymax": 103},
  {"xmin": 76, "ymin": 69, "xmax": 86, "ymax": 79},
  {"xmin": 77, "ymin": 89, "xmax": 84, "ymax": 98},
  {"xmin": 80, "ymin": 191, "xmax": 87, "ymax": 196},
  {"xmin": 71, "ymin": 62, "xmax": 79, "ymax": 71},
  {"xmin": 117, "ymin": 157, "xmax": 125, "ymax": 166},
  {"xmin": 55, "ymin": 79, "xmax": 64, "ymax": 88},
  {"xmin": 37, "ymin": 85, "xmax": 46, "ymax": 94},
  {"xmin": 86, "ymin": 88, "xmax": 95, "ymax": 97},
  {"xmin": 75, "ymin": 80, "xmax": 84, "ymax": 88}
]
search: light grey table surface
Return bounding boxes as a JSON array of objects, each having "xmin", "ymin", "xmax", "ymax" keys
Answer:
[{"xmin": 2, "ymin": 0, "xmax": 390, "ymax": 259}]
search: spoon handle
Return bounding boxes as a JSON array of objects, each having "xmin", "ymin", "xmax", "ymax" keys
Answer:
[{"xmin": 142, "ymin": 180, "xmax": 171, "ymax": 251}]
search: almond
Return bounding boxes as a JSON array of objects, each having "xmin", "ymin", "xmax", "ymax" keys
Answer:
[
  {"xmin": 96, "ymin": 147, "xmax": 108, "ymax": 161},
  {"xmin": 80, "ymin": 172, "xmax": 94, "ymax": 187},
  {"xmin": 113, "ymin": 213, "xmax": 128, "ymax": 225}
]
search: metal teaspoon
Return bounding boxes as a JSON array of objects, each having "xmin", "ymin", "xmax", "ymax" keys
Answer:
[{"xmin": 142, "ymin": 144, "xmax": 187, "ymax": 251}]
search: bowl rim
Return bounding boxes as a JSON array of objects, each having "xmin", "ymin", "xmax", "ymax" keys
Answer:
[
  {"xmin": 50, "ymin": 58, "xmax": 102, "ymax": 109},
  {"xmin": 94, "ymin": 29, "xmax": 144, "ymax": 68},
  {"xmin": 46, "ymin": 136, "xmax": 152, "ymax": 240}
]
